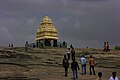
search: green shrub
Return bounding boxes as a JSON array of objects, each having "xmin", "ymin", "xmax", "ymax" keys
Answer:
[{"xmin": 114, "ymin": 46, "xmax": 120, "ymax": 50}]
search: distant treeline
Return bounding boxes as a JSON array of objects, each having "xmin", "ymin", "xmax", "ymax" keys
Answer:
[{"xmin": 115, "ymin": 46, "xmax": 120, "ymax": 50}]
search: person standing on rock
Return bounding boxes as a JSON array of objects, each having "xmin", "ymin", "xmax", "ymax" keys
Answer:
[
  {"xmin": 80, "ymin": 55, "xmax": 86, "ymax": 75},
  {"xmin": 11, "ymin": 44, "xmax": 13, "ymax": 47},
  {"xmin": 106, "ymin": 41, "xmax": 110, "ymax": 52},
  {"xmin": 89, "ymin": 55, "xmax": 96, "ymax": 75},
  {"xmin": 70, "ymin": 44, "xmax": 73, "ymax": 49},
  {"xmin": 62, "ymin": 55, "xmax": 69, "ymax": 77},
  {"xmin": 25, "ymin": 41, "xmax": 28, "ymax": 52},
  {"xmin": 67, "ymin": 48, "xmax": 70, "ymax": 60},
  {"xmin": 9, "ymin": 44, "xmax": 11, "ymax": 47},
  {"xmin": 103, "ymin": 41, "xmax": 107, "ymax": 52},
  {"xmin": 71, "ymin": 59, "xmax": 80, "ymax": 80},
  {"xmin": 71, "ymin": 47, "xmax": 75, "ymax": 61}
]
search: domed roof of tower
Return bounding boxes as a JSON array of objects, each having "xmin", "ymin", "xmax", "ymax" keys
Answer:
[
  {"xmin": 41, "ymin": 16, "xmax": 53, "ymax": 24},
  {"xmin": 36, "ymin": 16, "xmax": 59, "ymax": 40}
]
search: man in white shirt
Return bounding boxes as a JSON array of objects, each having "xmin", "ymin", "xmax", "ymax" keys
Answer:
[
  {"xmin": 80, "ymin": 55, "xmax": 86, "ymax": 75},
  {"xmin": 67, "ymin": 48, "xmax": 70, "ymax": 60},
  {"xmin": 109, "ymin": 72, "xmax": 119, "ymax": 80}
]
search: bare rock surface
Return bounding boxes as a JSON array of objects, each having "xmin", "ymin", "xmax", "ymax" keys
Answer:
[{"xmin": 0, "ymin": 47, "xmax": 120, "ymax": 80}]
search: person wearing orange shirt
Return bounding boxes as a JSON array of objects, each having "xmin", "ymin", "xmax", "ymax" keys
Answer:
[{"xmin": 89, "ymin": 55, "xmax": 96, "ymax": 75}]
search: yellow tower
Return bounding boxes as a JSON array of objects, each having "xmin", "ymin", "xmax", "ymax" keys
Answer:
[{"xmin": 36, "ymin": 16, "xmax": 58, "ymax": 47}]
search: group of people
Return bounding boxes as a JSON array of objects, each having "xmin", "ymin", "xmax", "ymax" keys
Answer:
[
  {"xmin": 96, "ymin": 72, "xmax": 119, "ymax": 80},
  {"xmin": 8, "ymin": 44, "xmax": 14, "ymax": 47},
  {"xmin": 80, "ymin": 55, "xmax": 96, "ymax": 75},
  {"xmin": 62, "ymin": 54, "xmax": 80, "ymax": 79},
  {"xmin": 103, "ymin": 41, "xmax": 110, "ymax": 52},
  {"xmin": 62, "ymin": 46, "xmax": 96, "ymax": 80},
  {"xmin": 62, "ymin": 46, "xmax": 79, "ymax": 79},
  {"xmin": 62, "ymin": 46, "xmax": 119, "ymax": 80}
]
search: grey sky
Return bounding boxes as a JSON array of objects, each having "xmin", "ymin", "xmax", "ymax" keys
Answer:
[{"xmin": 0, "ymin": 0, "xmax": 120, "ymax": 48}]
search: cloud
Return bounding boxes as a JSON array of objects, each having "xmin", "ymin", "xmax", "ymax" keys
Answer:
[
  {"xmin": 0, "ymin": 0, "xmax": 120, "ymax": 48},
  {"xmin": 71, "ymin": 0, "xmax": 109, "ymax": 1},
  {"xmin": 0, "ymin": 27, "xmax": 14, "ymax": 45}
]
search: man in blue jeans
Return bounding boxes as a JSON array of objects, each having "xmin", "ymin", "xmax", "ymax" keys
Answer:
[
  {"xmin": 71, "ymin": 59, "xmax": 80, "ymax": 80},
  {"xmin": 80, "ymin": 55, "xmax": 86, "ymax": 75}
]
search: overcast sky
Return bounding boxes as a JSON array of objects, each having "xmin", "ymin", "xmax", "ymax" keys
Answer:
[{"xmin": 0, "ymin": 0, "xmax": 120, "ymax": 48}]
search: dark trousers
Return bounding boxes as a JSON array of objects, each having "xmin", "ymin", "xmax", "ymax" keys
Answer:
[
  {"xmin": 84, "ymin": 64, "xmax": 86, "ymax": 74},
  {"xmin": 67, "ymin": 54, "xmax": 70, "ymax": 60},
  {"xmin": 64, "ymin": 67, "xmax": 68, "ymax": 77},
  {"xmin": 73, "ymin": 69, "xmax": 78, "ymax": 79},
  {"xmin": 25, "ymin": 47, "xmax": 28, "ymax": 52},
  {"xmin": 71, "ymin": 54, "xmax": 75, "ymax": 60},
  {"xmin": 89, "ymin": 66, "xmax": 95, "ymax": 75}
]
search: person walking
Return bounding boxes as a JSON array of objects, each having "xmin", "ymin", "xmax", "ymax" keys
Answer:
[
  {"xmin": 80, "ymin": 55, "xmax": 86, "ymax": 75},
  {"xmin": 109, "ymin": 72, "xmax": 119, "ymax": 80},
  {"xmin": 71, "ymin": 59, "xmax": 80, "ymax": 80},
  {"xmin": 62, "ymin": 55, "xmax": 69, "ymax": 77},
  {"xmin": 96, "ymin": 72, "xmax": 102, "ymax": 80},
  {"xmin": 89, "ymin": 55, "xmax": 96, "ymax": 75}
]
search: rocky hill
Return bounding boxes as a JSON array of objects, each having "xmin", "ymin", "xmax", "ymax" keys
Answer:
[{"xmin": 0, "ymin": 47, "xmax": 120, "ymax": 80}]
